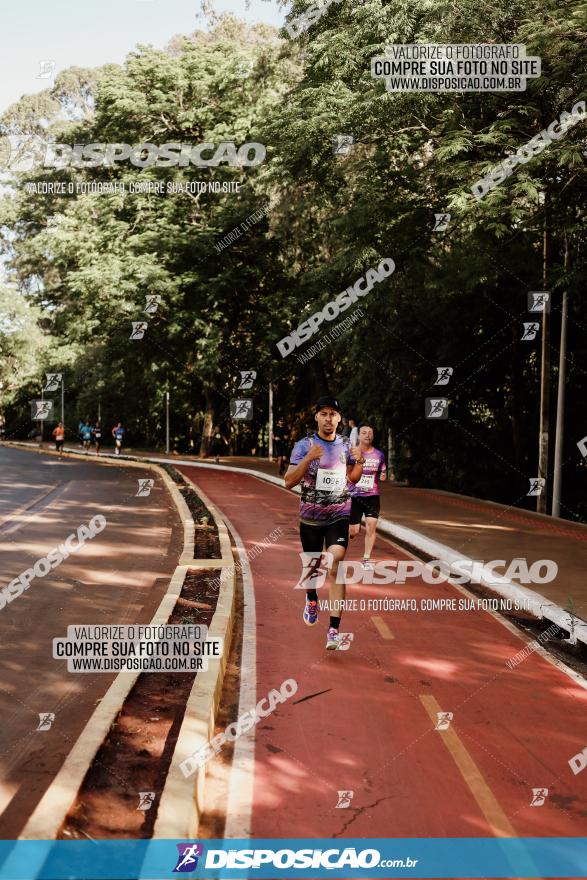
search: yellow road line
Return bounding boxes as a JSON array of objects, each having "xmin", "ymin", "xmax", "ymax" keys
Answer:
[
  {"xmin": 371, "ymin": 615, "xmax": 394, "ymax": 639},
  {"xmin": 419, "ymin": 694, "xmax": 516, "ymax": 838}
]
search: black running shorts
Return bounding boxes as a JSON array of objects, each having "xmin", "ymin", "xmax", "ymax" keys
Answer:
[
  {"xmin": 300, "ymin": 518, "xmax": 349, "ymax": 552},
  {"xmin": 350, "ymin": 495, "xmax": 381, "ymax": 525}
]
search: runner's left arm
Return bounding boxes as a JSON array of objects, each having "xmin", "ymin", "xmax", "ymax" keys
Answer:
[{"xmin": 379, "ymin": 456, "xmax": 387, "ymax": 482}]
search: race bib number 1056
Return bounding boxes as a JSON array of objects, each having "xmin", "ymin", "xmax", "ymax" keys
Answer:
[{"xmin": 316, "ymin": 468, "xmax": 346, "ymax": 492}]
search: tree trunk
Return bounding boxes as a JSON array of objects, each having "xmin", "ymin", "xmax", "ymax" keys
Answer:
[
  {"xmin": 537, "ymin": 189, "xmax": 551, "ymax": 513},
  {"xmin": 309, "ymin": 356, "xmax": 329, "ymax": 398},
  {"xmin": 510, "ymin": 321, "xmax": 523, "ymax": 470}
]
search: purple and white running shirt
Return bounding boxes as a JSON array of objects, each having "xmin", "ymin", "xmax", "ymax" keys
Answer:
[
  {"xmin": 349, "ymin": 447, "xmax": 386, "ymax": 497},
  {"xmin": 289, "ymin": 433, "xmax": 356, "ymax": 524}
]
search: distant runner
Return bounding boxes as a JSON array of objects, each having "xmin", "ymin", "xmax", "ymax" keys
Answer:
[
  {"xmin": 112, "ymin": 422, "xmax": 125, "ymax": 456},
  {"xmin": 349, "ymin": 423, "xmax": 386, "ymax": 568},
  {"xmin": 285, "ymin": 396, "xmax": 365, "ymax": 650},
  {"xmin": 81, "ymin": 421, "xmax": 92, "ymax": 454},
  {"xmin": 92, "ymin": 419, "xmax": 103, "ymax": 455},
  {"xmin": 211, "ymin": 427, "xmax": 225, "ymax": 464},
  {"xmin": 52, "ymin": 421, "xmax": 65, "ymax": 457},
  {"xmin": 273, "ymin": 417, "xmax": 290, "ymax": 476}
]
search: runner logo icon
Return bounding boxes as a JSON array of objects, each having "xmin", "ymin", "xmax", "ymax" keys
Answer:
[
  {"xmin": 130, "ymin": 321, "xmax": 148, "ymax": 340},
  {"xmin": 38, "ymin": 60, "xmax": 56, "ymax": 79},
  {"xmin": 137, "ymin": 791, "xmax": 156, "ymax": 810},
  {"xmin": 530, "ymin": 787, "xmax": 548, "ymax": 806},
  {"xmin": 527, "ymin": 477, "xmax": 545, "ymax": 497},
  {"xmin": 44, "ymin": 373, "xmax": 62, "ymax": 392},
  {"xmin": 425, "ymin": 398, "xmax": 449, "ymax": 419},
  {"xmin": 144, "ymin": 294, "xmax": 161, "ymax": 314},
  {"xmin": 434, "ymin": 367, "xmax": 453, "ymax": 385},
  {"xmin": 528, "ymin": 291, "xmax": 550, "ymax": 313},
  {"xmin": 336, "ymin": 633, "xmax": 354, "ymax": 651},
  {"xmin": 31, "ymin": 400, "xmax": 53, "ymax": 420},
  {"xmin": 521, "ymin": 322, "xmax": 539, "ymax": 341},
  {"xmin": 230, "ymin": 398, "xmax": 253, "ymax": 420},
  {"xmin": 238, "ymin": 370, "xmax": 256, "ymax": 389},
  {"xmin": 333, "ymin": 134, "xmax": 354, "ymax": 154},
  {"xmin": 433, "ymin": 213, "xmax": 451, "ymax": 231},
  {"xmin": 435, "ymin": 711, "xmax": 453, "ymax": 731},
  {"xmin": 295, "ymin": 551, "xmax": 333, "ymax": 590},
  {"xmin": 36, "ymin": 713, "xmax": 55, "ymax": 731},
  {"xmin": 336, "ymin": 790, "xmax": 354, "ymax": 808},
  {"xmin": 173, "ymin": 843, "xmax": 204, "ymax": 872}
]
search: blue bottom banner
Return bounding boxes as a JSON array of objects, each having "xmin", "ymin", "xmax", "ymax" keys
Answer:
[{"xmin": 1, "ymin": 838, "xmax": 586, "ymax": 879}]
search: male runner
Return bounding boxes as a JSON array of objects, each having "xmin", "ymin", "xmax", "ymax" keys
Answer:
[
  {"xmin": 112, "ymin": 422, "xmax": 125, "ymax": 455},
  {"xmin": 273, "ymin": 417, "xmax": 290, "ymax": 476},
  {"xmin": 349, "ymin": 423, "xmax": 386, "ymax": 568},
  {"xmin": 92, "ymin": 419, "xmax": 102, "ymax": 455},
  {"xmin": 81, "ymin": 421, "xmax": 92, "ymax": 454},
  {"xmin": 285, "ymin": 396, "xmax": 365, "ymax": 650}
]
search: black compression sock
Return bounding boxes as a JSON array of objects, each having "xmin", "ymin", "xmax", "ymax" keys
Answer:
[
  {"xmin": 306, "ymin": 589, "xmax": 318, "ymax": 603},
  {"xmin": 329, "ymin": 616, "xmax": 340, "ymax": 630}
]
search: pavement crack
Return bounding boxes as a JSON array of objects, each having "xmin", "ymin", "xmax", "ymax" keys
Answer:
[
  {"xmin": 292, "ymin": 688, "xmax": 332, "ymax": 705},
  {"xmin": 332, "ymin": 794, "xmax": 394, "ymax": 837}
]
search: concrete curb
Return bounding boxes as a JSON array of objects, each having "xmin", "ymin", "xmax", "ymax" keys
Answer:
[
  {"xmin": 375, "ymin": 519, "xmax": 587, "ymax": 646},
  {"xmin": 17, "ymin": 457, "xmax": 194, "ymax": 839},
  {"xmin": 152, "ymin": 469, "xmax": 236, "ymax": 838}
]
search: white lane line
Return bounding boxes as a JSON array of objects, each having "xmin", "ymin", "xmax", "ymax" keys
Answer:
[{"xmin": 215, "ymin": 510, "xmax": 257, "ymax": 839}]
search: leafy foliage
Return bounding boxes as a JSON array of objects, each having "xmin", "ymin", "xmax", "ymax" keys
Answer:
[{"xmin": 0, "ymin": 3, "xmax": 586, "ymax": 517}]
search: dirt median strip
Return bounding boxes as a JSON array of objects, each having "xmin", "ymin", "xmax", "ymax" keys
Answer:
[{"xmin": 150, "ymin": 467, "xmax": 236, "ymax": 838}]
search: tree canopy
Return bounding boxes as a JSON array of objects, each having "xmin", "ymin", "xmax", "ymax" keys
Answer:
[{"xmin": 1, "ymin": 2, "xmax": 585, "ymax": 518}]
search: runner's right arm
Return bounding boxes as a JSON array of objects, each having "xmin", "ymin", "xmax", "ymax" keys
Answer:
[{"xmin": 284, "ymin": 444, "xmax": 323, "ymax": 490}]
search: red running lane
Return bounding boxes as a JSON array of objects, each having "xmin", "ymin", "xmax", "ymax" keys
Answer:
[{"xmin": 180, "ymin": 466, "xmax": 587, "ymax": 840}]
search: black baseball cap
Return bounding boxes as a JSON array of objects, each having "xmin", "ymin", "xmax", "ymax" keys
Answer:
[{"xmin": 315, "ymin": 395, "xmax": 342, "ymax": 414}]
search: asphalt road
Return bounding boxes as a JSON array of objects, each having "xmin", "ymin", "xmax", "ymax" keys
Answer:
[{"xmin": 0, "ymin": 446, "xmax": 182, "ymax": 838}]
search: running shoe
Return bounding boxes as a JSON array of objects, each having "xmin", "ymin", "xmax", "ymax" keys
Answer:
[
  {"xmin": 303, "ymin": 599, "xmax": 318, "ymax": 626},
  {"xmin": 362, "ymin": 559, "xmax": 375, "ymax": 570},
  {"xmin": 326, "ymin": 627, "xmax": 340, "ymax": 650}
]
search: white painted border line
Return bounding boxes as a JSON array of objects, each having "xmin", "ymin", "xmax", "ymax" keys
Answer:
[{"xmin": 220, "ymin": 513, "xmax": 257, "ymax": 839}]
